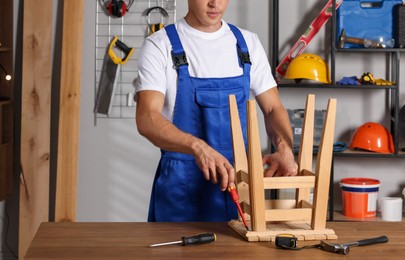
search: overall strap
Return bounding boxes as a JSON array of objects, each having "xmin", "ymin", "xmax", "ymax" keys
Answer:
[
  {"xmin": 228, "ymin": 24, "xmax": 252, "ymax": 72},
  {"xmin": 164, "ymin": 24, "xmax": 189, "ymax": 76}
]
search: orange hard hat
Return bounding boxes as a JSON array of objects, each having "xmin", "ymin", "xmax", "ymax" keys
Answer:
[{"xmin": 349, "ymin": 122, "xmax": 394, "ymax": 153}]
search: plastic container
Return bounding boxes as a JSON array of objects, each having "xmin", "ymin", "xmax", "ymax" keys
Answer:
[
  {"xmin": 287, "ymin": 109, "xmax": 326, "ymax": 147},
  {"xmin": 340, "ymin": 178, "xmax": 381, "ymax": 218},
  {"xmin": 336, "ymin": 0, "xmax": 402, "ymax": 48}
]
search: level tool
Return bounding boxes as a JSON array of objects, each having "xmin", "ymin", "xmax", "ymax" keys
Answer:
[
  {"xmin": 94, "ymin": 36, "xmax": 134, "ymax": 115},
  {"xmin": 275, "ymin": 0, "xmax": 342, "ymax": 82}
]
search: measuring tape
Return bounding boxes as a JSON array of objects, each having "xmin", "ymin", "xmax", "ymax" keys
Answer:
[{"xmin": 275, "ymin": 234, "xmax": 298, "ymax": 249}]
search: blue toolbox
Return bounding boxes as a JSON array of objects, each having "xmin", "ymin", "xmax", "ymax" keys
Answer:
[{"xmin": 337, "ymin": 0, "xmax": 403, "ymax": 48}]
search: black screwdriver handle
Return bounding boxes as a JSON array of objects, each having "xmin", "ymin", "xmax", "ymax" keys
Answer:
[
  {"xmin": 357, "ymin": 236, "xmax": 389, "ymax": 246},
  {"xmin": 181, "ymin": 233, "xmax": 216, "ymax": 246}
]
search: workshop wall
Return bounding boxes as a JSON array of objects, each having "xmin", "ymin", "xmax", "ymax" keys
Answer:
[
  {"xmin": 76, "ymin": 0, "xmax": 405, "ymax": 222},
  {"xmin": 1, "ymin": 3, "xmax": 404, "ymax": 258},
  {"xmin": 77, "ymin": 0, "xmax": 271, "ymax": 222}
]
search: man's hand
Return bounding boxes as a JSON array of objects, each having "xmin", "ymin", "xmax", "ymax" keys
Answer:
[
  {"xmin": 262, "ymin": 152, "xmax": 298, "ymax": 177},
  {"xmin": 192, "ymin": 141, "xmax": 235, "ymax": 191}
]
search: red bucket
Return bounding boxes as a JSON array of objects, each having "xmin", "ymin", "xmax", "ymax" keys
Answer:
[{"xmin": 340, "ymin": 178, "xmax": 380, "ymax": 218}]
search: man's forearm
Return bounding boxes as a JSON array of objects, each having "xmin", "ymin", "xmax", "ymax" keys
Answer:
[{"xmin": 266, "ymin": 106, "xmax": 294, "ymax": 154}]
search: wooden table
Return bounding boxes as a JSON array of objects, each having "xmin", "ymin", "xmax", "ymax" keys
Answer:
[{"xmin": 25, "ymin": 221, "xmax": 405, "ymax": 259}]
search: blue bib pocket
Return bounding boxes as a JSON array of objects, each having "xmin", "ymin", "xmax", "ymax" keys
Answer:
[{"xmin": 195, "ymin": 87, "xmax": 246, "ymax": 149}]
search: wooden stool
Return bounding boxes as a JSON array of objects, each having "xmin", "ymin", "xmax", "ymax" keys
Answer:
[{"xmin": 228, "ymin": 94, "xmax": 337, "ymax": 242}]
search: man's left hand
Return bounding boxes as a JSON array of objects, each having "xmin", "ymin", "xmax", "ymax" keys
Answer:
[{"xmin": 262, "ymin": 152, "xmax": 298, "ymax": 177}]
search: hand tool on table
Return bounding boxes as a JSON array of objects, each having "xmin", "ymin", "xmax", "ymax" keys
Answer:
[
  {"xmin": 319, "ymin": 235, "xmax": 389, "ymax": 255},
  {"xmin": 275, "ymin": 0, "xmax": 342, "ymax": 82},
  {"xmin": 228, "ymin": 184, "xmax": 249, "ymax": 231},
  {"xmin": 94, "ymin": 36, "xmax": 134, "ymax": 115},
  {"xmin": 149, "ymin": 233, "xmax": 216, "ymax": 247}
]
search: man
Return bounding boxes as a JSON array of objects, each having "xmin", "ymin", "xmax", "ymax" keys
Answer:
[{"xmin": 135, "ymin": 0, "xmax": 297, "ymax": 222}]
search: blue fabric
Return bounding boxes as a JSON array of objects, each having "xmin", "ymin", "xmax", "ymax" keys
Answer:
[
  {"xmin": 341, "ymin": 186, "xmax": 379, "ymax": 193},
  {"xmin": 148, "ymin": 24, "xmax": 251, "ymax": 222}
]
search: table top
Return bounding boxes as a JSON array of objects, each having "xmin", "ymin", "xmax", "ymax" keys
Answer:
[{"xmin": 25, "ymin": 221, "xmax": 405, "ymax": 259}]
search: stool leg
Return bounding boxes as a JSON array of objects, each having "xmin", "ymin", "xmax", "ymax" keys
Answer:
[{"xmin": 311, "ymin": 99, "xmax": 337, "ymax": 230}]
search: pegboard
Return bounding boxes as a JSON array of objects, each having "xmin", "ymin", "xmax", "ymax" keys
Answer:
[{"xmin": 94, "ymin": 0, "xmax": 176, "ymax": 124}]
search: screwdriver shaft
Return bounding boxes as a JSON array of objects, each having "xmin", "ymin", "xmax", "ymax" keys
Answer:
[
  {"xmin": 149, "ymin": 240, "xmax": 182, "ymax": 247},
  {"xmin": 149, "ymin": 233, "xmax": 216, "ymax": 247}
]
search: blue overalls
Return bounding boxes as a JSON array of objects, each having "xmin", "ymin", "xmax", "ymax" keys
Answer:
[{"xmin": 148, "ymin": 23, "xmax": 251, "ymax": 222}]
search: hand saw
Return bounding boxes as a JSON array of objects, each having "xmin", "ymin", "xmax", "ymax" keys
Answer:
[
  {"xmin": 94, "ymin": 36, "xmax": 134, "ymax": 115},
  {"xmin": 275, "ymin": 0, "xmax": 342, "ymax": 82}
]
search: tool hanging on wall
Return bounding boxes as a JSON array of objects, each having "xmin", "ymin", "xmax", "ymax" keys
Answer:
[
  {"xmin": 275, "ymin": 0, "xmax": 342, "ymax": 82},
  {"xmin": 100, "ymin": 0, "xmax": 134, "ymax": 18},
  {"xmin": 94, "ymin": 36, "xmax": 134, "ymax": 115},
  {"xmin": 145, "ymin": 6, "xmax": 169, "ymax": 35}
]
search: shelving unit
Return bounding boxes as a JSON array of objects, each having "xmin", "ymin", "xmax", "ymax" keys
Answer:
[
  {"xmin": 272, "ymin": 0, "xmax": 404, "ymax": 157},
  {"xmin": 271, "ymin": 0, "xmax": 405, "ymax": 221},
  {"xmin": 0, "ymin": 0, "xmax": 14, "ymax": 200}
]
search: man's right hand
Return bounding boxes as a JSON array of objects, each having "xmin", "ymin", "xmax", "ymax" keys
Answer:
[
  {"xmin": 192, "ymin": 140, "xmax": 235, "ymax": 192},
  {"xmin": 136, "ymin": 90, "xmax": 235, "ymax": 192}
]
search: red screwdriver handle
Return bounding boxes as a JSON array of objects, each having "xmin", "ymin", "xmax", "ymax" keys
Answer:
[
  {"xmin": 228, "ymin": 185, "xmax": 239, "ymax": 202},
  {"xmin": 228, "ymin": 185, "xmax": 249, "ymax": 230}
]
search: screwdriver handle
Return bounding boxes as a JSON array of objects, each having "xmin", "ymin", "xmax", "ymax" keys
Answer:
[
  {"xmin": 181, "ymin": 233, "xmax": 216, "ymax": 246},
  {"xmin": 228, "ymin": 185, "xmax": 239, "ymax": 202}
]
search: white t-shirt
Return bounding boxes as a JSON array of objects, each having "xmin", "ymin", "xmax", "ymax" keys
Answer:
[{"xmin": 135, "ymin": 18, "xmax": 277, "ymax": 121}]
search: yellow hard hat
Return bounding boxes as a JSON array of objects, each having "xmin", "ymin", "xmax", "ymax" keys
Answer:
[{"xmin": 284, "ymin": 53, "xmax": 330, "ymax": 83}]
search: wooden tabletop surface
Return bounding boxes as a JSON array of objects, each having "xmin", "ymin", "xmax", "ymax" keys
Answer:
[{"xmin": 24, "ymin": 221, "xmax": 405, "ymax": 259}]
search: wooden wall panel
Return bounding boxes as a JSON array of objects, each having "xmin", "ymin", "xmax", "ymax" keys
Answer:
[
  {"xmin": 19, "ymin": 0, "xmax": 52, "ymax": 257},
  {"xmin": 54, "ymin": 0, "xmax": 84, "ymax": 222}
]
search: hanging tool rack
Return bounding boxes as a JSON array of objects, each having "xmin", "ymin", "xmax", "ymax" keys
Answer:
[{"xmin": 94, "ymin": 0, "xmax": 176, "ymax": 124}]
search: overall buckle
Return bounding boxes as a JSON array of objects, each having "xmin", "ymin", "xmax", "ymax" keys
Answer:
[
  {"xmin": 171, "ymin": 52, "xmax": 188, "ymax": 68},
  {"xmin": 238, "ymin": 48, "xmax": 252, "ymax": 65}
]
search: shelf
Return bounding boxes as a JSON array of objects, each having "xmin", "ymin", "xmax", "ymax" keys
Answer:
[
  {"xmin": 334, "ymin": 149, "xmax": 400, "ymax": 158},
  {"xmin": 0, "ymin": 99, "xmax": 11, "ymax": 106},
  {"xmin": 336, "ymin": 48, "xmax": 405, "ymax": 53},
  {"xmin": 333, "ymin": 211, "xmax": 404, "ymax": 223},
  {"xmin": 0, "ymin": 47, "xmax": 12, "ymax": 52},
  {"xmin": 278, "ymin": 83, "xmax": 397, "ymax": 89}
]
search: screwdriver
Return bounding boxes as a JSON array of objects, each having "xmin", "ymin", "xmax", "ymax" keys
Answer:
[
  {"xmin": 149, "ymin": 232, "xmax": 216, "ymax": 247},
  {"xmin": 228, "ymin": 184, "xmax": 249, "ymax": 231}
]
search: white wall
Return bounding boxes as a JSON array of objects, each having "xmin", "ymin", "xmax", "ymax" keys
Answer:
[{"xmin": 77, "ymin": 0, "xmax": 405, "ymax": 222}]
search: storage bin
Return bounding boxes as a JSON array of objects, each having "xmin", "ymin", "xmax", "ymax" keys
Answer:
[{"xmin": 287, "ymin": 109, "xmax": 326, "ymax": 147}]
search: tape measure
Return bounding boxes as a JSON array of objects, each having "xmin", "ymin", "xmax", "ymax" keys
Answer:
[{"xmin": 275, "ymin": 234, "xmax": 298, "ymax": 249}]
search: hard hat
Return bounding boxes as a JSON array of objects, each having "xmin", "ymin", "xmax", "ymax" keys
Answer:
[
  {"xmin": 349, "ymin": 122, "xmax": 394, "ymax": 153},
  {"xmin": 284, "ymin": 53, "xmax": 330, "ymax": 83}
]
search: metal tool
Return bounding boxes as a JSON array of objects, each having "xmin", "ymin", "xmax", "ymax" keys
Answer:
[
  {"xmin": 319, "ymin": 236, "xmax": 389, "ymax": 255},
  {"xmin": 338, "ymin": 29, "xmax": 388, "ymax": 49},
  {"xmin": 228, "ymin": 184, "xmax": 249, "ymax": 231},
  {"xmin": 149, "ymin": 232, "xmax": 216, "ymax": 247},
  {"xmin": 94, "ymin": 36, "xmax": 134, "ymax": 115},
  {"xmin": 275, "ymin": 0, "xmax": 342, "ymax": 81}
]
